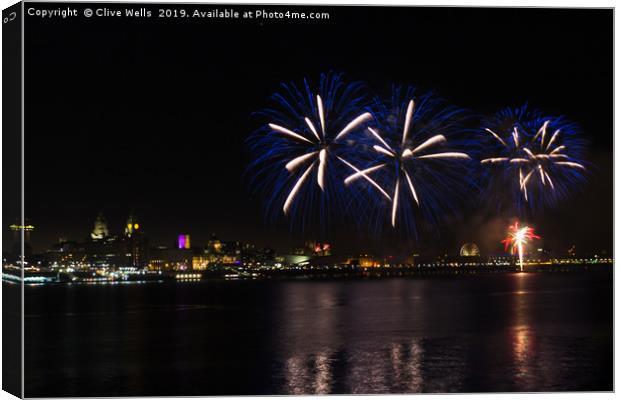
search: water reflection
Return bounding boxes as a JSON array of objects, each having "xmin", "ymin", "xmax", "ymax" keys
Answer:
[
  {"xmin": 279, "ymin": 282, "xmax": 340, "ymax": 394},
  {"xmin": 283, "ymin": 350, "xmax": 334, "ymax": 394},
  {"xmin": 314, "ymin": 351, "xmax": 332, "ymax": 393},
  {"xmin": 386, "ymin": 340, "xmax": 424, "ymax": 392},
  {"xmin": 510, "ymin": 273, "xmax": 555, "ymax": 391},
  {"xmin": 512, "ymin": 273, "xmax": 534, "ymax": 384},
  {"xmin": 24, "ymin": 274, "xmax": 612, "ymax": 396},
  {"xmin": 281, "ymin": 339, "xmax": 429, "ymax": 394},
  {"xmin": 406, "ymin": 340, "xmax": 424, "ymax": 391},
  {"xmin": 278, "ymin": 281, "xmax": 435, "ymax": 394}
]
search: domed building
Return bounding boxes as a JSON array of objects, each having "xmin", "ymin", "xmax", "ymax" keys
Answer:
[
  {"xmin": 460, "ymin": 243, "xmax": 480, "ymax": 257},
  {"xmin": 90, "ymin": 212, "xmax": 109, "ymax": 240}
]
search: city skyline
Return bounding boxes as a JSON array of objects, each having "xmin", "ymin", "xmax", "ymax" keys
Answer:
[{"xmin": 7, "ymin": 210, "xmax": 610, "ymax": 260}]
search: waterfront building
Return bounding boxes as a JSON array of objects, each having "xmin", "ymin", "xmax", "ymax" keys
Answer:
[
  {"xmin": 204, "ymin": 234, "xmax": 241, "ymax": 265},
  {"xmin": 345, "ymin": 254, "xmax": 382, "ymax": 268},
  {"xmin": 124, "ymin": 213, "xmax": 147, "ymax": 269},
  {"xmin": 90, "ymin": 212, "xmax": 109, "ymax": 240},
  {"xmin": 46, "ymin": 239, "xmax": 88, "ymax": 270},
  {"xmin": 87, "ymin": 235, "xmax": 124, "ymax": 269},
  {"xmin": 275, "ymin": 254, "xmax": 311, "ymax": 266},
  {"xmin": 178, "ymin": 234, "xmax": 191, "ymax": 249},
  {"xmin": 192, "ymin": 255, "xmax": 209, "ymax": 270},
  {"xmin": 241, "ymin": 245, "xmax": 275, "ymax": 266},
  {"xmin": 36, "ymin": 213, "xmax": 150, "ymax": 270},
  {"xmin": 125, "ymin": 213, "xmax": 140, "ymax": 238},
  {"xmin": 7, "ymin": 218, "xmax": 35, "ymax": 264},
  {"xmin": 460, "ymin": 243, "xmax": 481, "ymax": 257},
  {"xmin": 9, "ymin": 219, "xmax": 34, "ymax": 242},
  {"xmin": 148, "ymin": 245, "xmax": 193, "ymax": 271}
]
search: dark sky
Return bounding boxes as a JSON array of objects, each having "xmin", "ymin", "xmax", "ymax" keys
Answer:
[{"xmin": 19, "ymin": 4, "xmax": 612, "ymax": 256}]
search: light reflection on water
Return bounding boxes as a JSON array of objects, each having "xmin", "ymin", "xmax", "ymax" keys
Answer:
[
  {"xmin": 512, "ymin": 272, "xmax": 533, "ymax": 384},
  {"xmin": 281, "ymin": 339, "xmax": 430, "ymax": 394},
  {"xmin": 24, "ymin": 273, "xmax": 612, "ymax": 396},
  {"xmin": 277, "ymin": 280, "xmax": 465, "ymax": 394},
  {"xmin": 273, "ymin": 275, "xmax": 610, "ymax": 394},
  {"xmin": 509, "ymin": 273, "xmax": 563, "ymax": 391}
]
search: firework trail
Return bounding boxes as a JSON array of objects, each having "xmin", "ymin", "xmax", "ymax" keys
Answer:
[
  {"xmin": 246, "ymin": 73, "xmax": 372, "ymax": 230},
  {"xmin": 501, "ymin": 221, "xmax": 540, "ymax": 271},
  {"xmin": 479, "ymin": 105, "xmax": 587, "ymax": 215},
  {"xmin": 342, "ymin": 86, "xmax": 474, "ymax": 235}
]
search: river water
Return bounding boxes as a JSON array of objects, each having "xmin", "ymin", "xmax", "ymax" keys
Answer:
[{"xmin": 23, "ymin": 271, "xmax": 612, "ymax": 396}]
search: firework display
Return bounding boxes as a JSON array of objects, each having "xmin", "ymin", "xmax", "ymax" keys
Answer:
[
  {"xmin": 247, "ymin": 73, "xmax": 372, "ymax": 230},
  {"xmin": 7, "ymin": 5, "xmax": 611, "ymax": 398},
  {"xmin": 501, "ymin": 221, "xmax": 541, "ymax": 271},
  {"xmin": 342, "ymin": 87, "xmax": 473, "ymax": 234},
  {"xmin": 479, "ymin": 105, "xmax": 587, "ymax": 214},
  {"xmin": 248, "ymin": 75, "xmax": 590, "ymax": 243}
]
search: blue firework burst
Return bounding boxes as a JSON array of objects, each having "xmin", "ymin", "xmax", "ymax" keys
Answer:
[
  {"xmin": 342, "ymin": 86, "xmax": 476, "ymax": 236},
  {"xmin": 246, "ymin": 72, "xmax": 372, "ymax": 232},
  {"xmin": 479, "ymin": 104, "xmax": 588, "ymax": 215}
]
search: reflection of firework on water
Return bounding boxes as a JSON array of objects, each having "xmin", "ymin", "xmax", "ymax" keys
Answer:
[
  {"xmin": 246, "ymin": 72, "xmax": 372, "ymax": 230},
  {"xmin": 343, "ymin": 86, "xmax": 474, "ymax": 235},
  {"xmin": 501, "ymin": 221, "xmax": 540, "ymax": 271},
  {"xmin": 479, "ymin": 105, "xmax": 587, "ymax": 215}
]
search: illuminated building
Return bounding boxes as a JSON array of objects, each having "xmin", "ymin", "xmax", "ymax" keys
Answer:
[
  {"xmin": 203, "ymin": 234, "xmax": 240, "ymax": 265},
  {"xmin": 207, "ymin": 234, "xmax": 223, "ymax": 253},
  {"xmin": 149, "ymin": 245, "xmax": 192, "ymax": 271},
  {"xmin": 205, "ymin": 234, "xmax": 223, "ymax": 263},
  {"xmin": 90, "ymin": 212, "xmax": 109, "ymax": 240},
  {"xmin": 277, "ymin": 254, "xmax": 311, "ymax": 266},
  {"xmin": 346, "ymin": 255, "xmax": 381, "ymax": 268},
  {"xmin": 124, "ymin": 213, "xmax": 147, "ymax": 269},
  {"xmin": 126, "ymin": 238, "xmax": 147, "ymax": 269},
  {"xmin": 10, "ymin": 220, "xmax": 34, "ymax": 242},
  {"xmin": 221, "ymin": 254, "xmax": 239, "ymax": 264},
  {"xmin": 125, "ymin": 213, "xmax": 140, "ymax": 237},
  {"xmin": 200, "ymin": 235, "xmax": 271, "ymax": 267},
  {"xmin": 84, "ymin": 212, "xmax": 148, "ymax": 269},
  {"xmin": 280, "ymin": 241, "xmax": 333, "ymax": 267},
  {"xmin": 8, "ymin": 218, "xmax": 35, "ymax": 263},
  {"xmin": 87, "ymin": 236, "xmax": 124, "ymax": 269},
  {"xmin": 46, "ymin": 239, "xmax": 88, "ymax": 270},
  {"xmin": 241, "ymin": 245, "xmax": 275, "ymax": 266},
  {"xmin": 192, "ymin": 256, "xmax": 209, "ymax": 270},
  {"xmin": 178, "ymin": 234, "xmax": 191, "ymax": 249},
  {"xmin": 459, "ymin": 243, "xmax": 481, "ymax": 257}
]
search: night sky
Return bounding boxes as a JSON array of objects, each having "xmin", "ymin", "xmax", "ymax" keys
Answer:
[{"xmin": 18, "ymin": 4, "xmax": 612, "ymax": 256}]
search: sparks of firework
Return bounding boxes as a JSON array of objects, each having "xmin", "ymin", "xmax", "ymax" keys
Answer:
[
  {"xmin": 269, "ymin": 94, "xmax": 372, "ymax": 215},
  {"xmin": 501, "ymin": 221, "xmax": 540, "ymax": 271},
  {"xmin": 269, "ymin": 95, "xmax": 372, "ymax": 214},
  {"xmin": 343, "ymin": 99, "xmax": 470, "ymax": 228},
  {"xmin": 247, "ymin": 73, "xmax": 375, "ymax": 228},
  {"xmin": 480, "ymin": 114, "xmax": 586, "ymax": 204}
]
